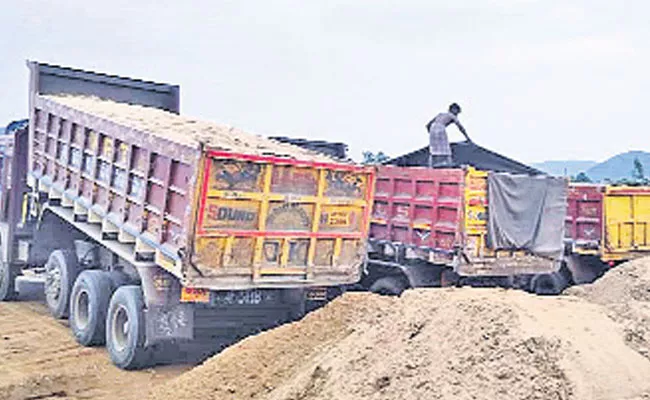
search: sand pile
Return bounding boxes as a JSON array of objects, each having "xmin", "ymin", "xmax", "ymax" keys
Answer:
[
  {"xmin": 41, "ymin": 95, "xmax": 342, "ymax": 163},
  {"xmin": 151, "ymin": 288, "xmax": 650, "ymax": 400},
  {"xmin": 564, "ymin": 257, "xmax": 650, "ymax": 360}
]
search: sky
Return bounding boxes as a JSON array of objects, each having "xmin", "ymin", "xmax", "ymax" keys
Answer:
[{"xmin": 0, "ymin": 0, "xmax": 648, "ymax": 164}]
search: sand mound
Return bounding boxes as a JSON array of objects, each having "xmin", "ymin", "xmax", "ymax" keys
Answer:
[
  {"xmin": 42, "ymin": 95, "xmax": 341, "ymax": 163},
  {"xmin": 151, "ymin": 288, "xmax": 650, "ymax": 400},
  {"xmin": 564, "ymin": 257, "xmax": 650, "ymax": 360}
]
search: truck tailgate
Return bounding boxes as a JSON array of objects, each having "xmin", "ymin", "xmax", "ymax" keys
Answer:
[
  {"xmin": 188, "ymin": 151, "xmax": 375, "ymax": 289},
  {"xmin": 370, "ymin": 166, "xmax": 464, "ymax": 264},
  {"xmin": 565, "ymin": 184, "xmax": 603, "ymax": 253},
  {"xmin": 603, "ymin": 186, "xmax": 650, "ymax": 259}
]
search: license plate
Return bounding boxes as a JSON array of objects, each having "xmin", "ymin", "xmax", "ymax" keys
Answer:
[
  {"xmin": 306, "ymin": 287, "xmax": 328, "ymax": 301},
  {"xmin": 211, "ymin": 290, "xmax": 277, "ymax": 306}
]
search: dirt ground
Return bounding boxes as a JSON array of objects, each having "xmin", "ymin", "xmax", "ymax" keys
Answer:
[
  {"xmin": 3, "ymin": 258, "xmax": 650, "ymax": 400},
  {"xmin": 150, "ymin": 288, "xmax": 650, "ymax": 400},
  {"xmin": 0, "ymin": 299, "xmax": 190, "ymax": 400}
]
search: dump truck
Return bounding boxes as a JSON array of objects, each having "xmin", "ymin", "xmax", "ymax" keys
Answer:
[
  {"xmin": 563, "ymin": 183, "xmax": 650, "ymax": 284},
  {"xmin": 0, "ymin": 61, "xmax": 374, "ymax": 369},
  {"xmin": 360, "ymin": 165, "xmax": 570, "ymax": 295}
]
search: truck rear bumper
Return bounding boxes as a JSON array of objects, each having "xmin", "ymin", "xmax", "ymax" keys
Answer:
[
  {"xmin": 145, "ymin": 288, "xmax": 305, "ymax": 346},
  {"xmin": 456, "ymin": 256, "xmax": 560, "ymax": 277}
]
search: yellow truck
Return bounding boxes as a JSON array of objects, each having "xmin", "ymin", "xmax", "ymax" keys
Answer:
[{"xmin": 564, "ymin": 183, "xmax": 650, "ymax": 283}]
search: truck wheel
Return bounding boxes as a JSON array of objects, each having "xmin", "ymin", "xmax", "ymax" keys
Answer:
[
  {"xmin": 0, "ymin": 262, "xmax": 18, "ymax": 301},
  {"xmin": 106, "ymin": 286, "xmax": 152, "ymax": 370},
  {"xmin": 440, "ymin": 269, "xmax": 460, "ymax": 288},
  {"xmin": 70, "ymin": 270, "xmax": 113, "ymax": 346},
  {"xmin": 531, "ymin": 273, "xmax": 566, "ymax": 296},
  {"xmin": 44, "ymin": 249, "xmax": 79, "ymax": 319},
  {"xmin": 369, "ymin": 276, "xmax": 408, "ymax": 296}
]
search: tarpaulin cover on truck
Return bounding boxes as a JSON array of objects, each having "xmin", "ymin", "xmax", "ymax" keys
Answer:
[
  {"xmin": 486, "ymin": 173, "xmax": 568, "ymax": 260},
  {"xmin": 387, "ymin": 141, "xmax": 543, "ymax": 176}
]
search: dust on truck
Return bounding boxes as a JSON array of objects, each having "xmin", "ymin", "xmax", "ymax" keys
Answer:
[{"xmin": 0, "ymin": 61, "xmax": 374, "ymax": 369}]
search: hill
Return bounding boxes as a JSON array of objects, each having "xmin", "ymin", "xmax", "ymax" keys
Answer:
[
  {"xmin": 533, "ymin": 151, "xmax": 650, "ymax": 182},
  {"xmin": 532, "ymin": 160, "xmax": 597, "ymax": 177},
  {"xmin": 585, "ymin": 151, "xmax": 650, "ymax": 182}
]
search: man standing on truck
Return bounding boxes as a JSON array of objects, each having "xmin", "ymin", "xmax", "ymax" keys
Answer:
[{"xmin": 426, "ymin": 103, "xmax": 471, "ymax": 167}]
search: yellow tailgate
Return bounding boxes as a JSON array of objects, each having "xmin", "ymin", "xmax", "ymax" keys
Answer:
[
  {"xmin": 603, "ymin": 186, "xmax": 650, "ymax": 257},
  {"xmin": 189, "ymin": 154, "xmax": 375, "ymax": 289}
]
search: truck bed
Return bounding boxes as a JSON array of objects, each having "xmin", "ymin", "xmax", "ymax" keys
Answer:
[
  {"xmin": 29, "ymin": 94, "xmax": 374, "ymax": 290},
  {"xmin": 369, "ymin": 165, "xmax": 560, "ymax": 276}
]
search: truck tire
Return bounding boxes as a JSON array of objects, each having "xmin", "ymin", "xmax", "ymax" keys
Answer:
[
  {"xmin": 44, "ymin": 249, "xmax": 79, "ymax": 319},
  {"xmin": 0, "ymin": 262, "xmax": 18, "ymax": 301},
  {"xmin": 440, "ymin": 269, "xmax": 460, "ymax": 288},
  {"xmin": 531, "ymin": 273, "xmax": 566, "ymax": 296},
  {"xmin": 106, "ymin": 286, "xmax": 152, "ymax": 370},
  {"xmin": 70, "ymin": 270, "xmax": 113, "ymax": 346},
  {"xmin": 369, "ymin": 276, "xmax": 408, "ymax": 296}
]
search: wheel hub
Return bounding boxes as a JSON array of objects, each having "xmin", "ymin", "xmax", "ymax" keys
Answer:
[
  {"xmin": 74, "ymin": 289, "xmax": 91, "ymax": 330},
  {"xmin": 112, "ymin": 305, "xmax": 130, "ymax": 352}
]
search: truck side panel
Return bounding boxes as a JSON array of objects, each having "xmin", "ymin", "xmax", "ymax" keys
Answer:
[
  {"xmin": 603, "ymin": 187, "xmax": 650, "ymax": 260},
  {"xmin": 29, "ymin": 97, "xmax": 201, "ymax": 276}
]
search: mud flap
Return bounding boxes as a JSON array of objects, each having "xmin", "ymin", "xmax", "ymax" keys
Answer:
[
  {"xmin": 564, "ymin": 255, "xmax": 603, "ymax": 285},
  {"xmin": 145, "ymin": 303, "xmax": 194, "ymax": 346}
]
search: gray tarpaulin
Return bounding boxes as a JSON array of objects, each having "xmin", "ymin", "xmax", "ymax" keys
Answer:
[{"xmin": 487, "ymin": 173, "xmax": 568, "ymax": 260}]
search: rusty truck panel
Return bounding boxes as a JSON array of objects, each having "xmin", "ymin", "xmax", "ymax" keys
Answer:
[
  {"xmin": 28, "ymin": 96, "xmax": 374, "ymax": 290},
  {"xmin": 369, "ymin": 166, "xmax": 559, "ymax": 276}
]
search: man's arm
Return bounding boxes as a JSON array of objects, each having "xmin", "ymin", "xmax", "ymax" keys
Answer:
[{"xmin": 453, "ymin": 117, "xmax": 471, "ymax": 142}]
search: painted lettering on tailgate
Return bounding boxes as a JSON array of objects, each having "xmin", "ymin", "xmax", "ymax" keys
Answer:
[
  {"xmin": 202, "ymin": 200, "xmax": 259, "ymax": 230},
  {"xmin": 326, "ymin": 211, "xmax": 350, "ymax": 226},
  {"xmin": 320, "ymin": 208, "xmax": 359, "ymax": 231},
  {"xmin": 208, "ymin": 205, "xmax": 257, "ymax": 222},
  {"xmin": 266, "ymin": 203, "xmax": 312, "ymax": 231}
]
